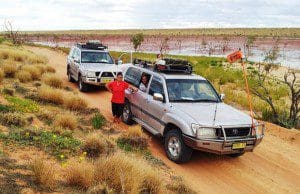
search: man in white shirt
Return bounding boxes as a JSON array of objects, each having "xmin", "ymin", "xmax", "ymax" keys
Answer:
[{"xmin": 139, "ymin": 74, "xmax": 149, "ymax": 92}]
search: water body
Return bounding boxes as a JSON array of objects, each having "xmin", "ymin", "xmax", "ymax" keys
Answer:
[{"xmin": 29, "ymin": 35, "xmax": 300, "ymax": 69}]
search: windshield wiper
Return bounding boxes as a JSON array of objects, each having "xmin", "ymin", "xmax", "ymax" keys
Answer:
[{"xmin": 195, "ymin": 99, "xmax": 219, "ymax": 102}]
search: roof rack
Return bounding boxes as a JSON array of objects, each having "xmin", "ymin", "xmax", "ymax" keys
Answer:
[
  {"xmin": 76, "ymin": 40, "xmax": 108, "ymax": 50},
  {"xmin": 133, "ymin": 58, "xmax": 193, "ymax": 74}
]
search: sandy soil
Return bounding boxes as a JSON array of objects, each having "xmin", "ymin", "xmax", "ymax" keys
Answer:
[{"xmin": 25, "ymin": 46, "xmax": 300, "ymax": 194}]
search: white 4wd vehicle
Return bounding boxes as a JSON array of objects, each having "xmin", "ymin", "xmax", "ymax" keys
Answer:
[
  {"xmin": 121, "ymin": 59, "xmax": 264, "ymax": 163},
  {"xmin": 67, "ymin": 41, "xmax": 122, "ymax": 92}
]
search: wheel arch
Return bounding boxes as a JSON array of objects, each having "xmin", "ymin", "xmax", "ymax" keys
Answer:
[{"xmin": 163, "ymin": 123, "xmax": 182, "ymax": 137}]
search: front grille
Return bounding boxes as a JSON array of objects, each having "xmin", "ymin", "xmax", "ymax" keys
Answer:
[
  {"xmin": 218, "ymin": 127, "xmax": 250, "ymax": 137},
  {"xmin": 101, "ymin": 72, "xmax": 114, "ymax": 77}
]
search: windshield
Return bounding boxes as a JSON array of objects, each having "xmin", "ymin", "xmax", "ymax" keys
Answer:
[
  {"xmin": 166, "ymin": 79, "xmax": 220, "ymax": 102},
  {"xmin": 81, "ymin": 51, "xmax": 114, "ymax": 64}
]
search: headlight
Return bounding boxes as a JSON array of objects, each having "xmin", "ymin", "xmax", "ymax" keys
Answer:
[
  {"xmin": 87, "ymin": 71, "xmax": 95, "ymax": 77},
  {"xmin": 191, "ymin": 124, "xmax": 217, "ymax": 139}
]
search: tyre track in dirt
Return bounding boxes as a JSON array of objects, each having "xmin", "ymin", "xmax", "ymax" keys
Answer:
[{"xmin": 25, "ymin": 46, "xmax": 300, "ymax": 194}]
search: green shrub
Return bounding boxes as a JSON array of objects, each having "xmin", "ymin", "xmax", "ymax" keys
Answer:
[
  {"xmin": 5, "ymin": 96, "xmax": 39, "ymax": 113},
  {"xmin": 0, "ymin": 104, "xmax": 12, "ymax": 112},
  {"xmin": 2, "ymin": 128, "xmax": 81, "ymax": 159},
  {"xmin": 91, "ymin": 113, "xmax": 106, "ymax": 129}
]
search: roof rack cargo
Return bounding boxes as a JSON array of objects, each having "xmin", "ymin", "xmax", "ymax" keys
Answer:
[
  {"xmin": 155, "ymin": 58, "xmax": 193, "ymax": 74},
  {"xmin": 76, "ymin": 40, "xmax": 108, "ymax": 50},
  {"xmin": 133, "ymin": 58, "xmax": 193, "ymax": 74}
]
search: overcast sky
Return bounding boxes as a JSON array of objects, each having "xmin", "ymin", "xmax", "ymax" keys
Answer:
[{"xmin": 0, "ymin": 0, "xmax": 299, "ymax": 31}]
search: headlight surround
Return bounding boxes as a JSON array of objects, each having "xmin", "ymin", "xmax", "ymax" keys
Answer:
[
  {"xmin": 191, "ymin": 124, "xmax": 217, "ymax": 139},
  {"xmin": 252, "ymin": 124, "xmax": 264, "ymax": 137}
]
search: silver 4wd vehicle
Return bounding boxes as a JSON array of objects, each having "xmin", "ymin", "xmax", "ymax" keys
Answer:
[
  {"xmin": 67, "ymin": 41, "xmax": 121, "ymax": 92},
  {"xmin": 121, "ymin": 59, "xmax": 265, "ymax": 163}
]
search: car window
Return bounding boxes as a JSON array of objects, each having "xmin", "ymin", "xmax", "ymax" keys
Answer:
[
  {"xmin": 81, "ymin": 51, "xmax": 114, "ymax": 64},
  {"xmin": 124, "ymin": 67, "xmax": 142, "ymax": 87},
  {"xmin": 69, "ymin": 48, "xmax": 74, "ymax": 58},
  {"xmin": 149, "ymin": 76, "xmax": 164, "ymax": 96},
  {"xmin": 139, "ymin": 72, "xmax": 151, "ymax": 92},
  {"xmin": 73, "ymin": 49, "xmax": 80, "ymax": 61}
]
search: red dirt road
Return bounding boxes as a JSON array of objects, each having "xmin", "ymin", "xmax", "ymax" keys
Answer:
[{"xmin": 26, "ymin": 46, "xmax": 300, "ymax": 194}]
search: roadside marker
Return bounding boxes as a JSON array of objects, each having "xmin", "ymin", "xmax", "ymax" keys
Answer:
[{"xmin": 227, "ymin": 49, "xmax": 255, "ymax": 129}]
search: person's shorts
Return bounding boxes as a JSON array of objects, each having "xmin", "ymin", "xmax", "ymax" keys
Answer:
[{"xmin": 111, "ymin": 102, "xmax": 124, "ymax": 117}]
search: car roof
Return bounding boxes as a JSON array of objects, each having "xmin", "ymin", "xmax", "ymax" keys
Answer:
[{"xmin": 125, "ymin": 64, "xmax": 207, "ymax": 81}]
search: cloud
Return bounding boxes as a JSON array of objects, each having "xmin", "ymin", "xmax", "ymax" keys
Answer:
[{"xmin": 0, "ymin": 0, "xmax": 299, "ymax": 30}]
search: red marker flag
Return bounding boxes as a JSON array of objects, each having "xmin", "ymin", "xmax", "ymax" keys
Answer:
[{"xmin": 227, "ymin": 50, "xmax": 243, "ymax": 63}]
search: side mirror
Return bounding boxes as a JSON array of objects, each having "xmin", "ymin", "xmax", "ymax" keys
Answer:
[
  {"xmin": 220, "ymin": 93, "xmax": 225, "ymax": 101},
  {"xmin": 153, "ymin": 93, "xmax": 164, "ymax": 102},
  {"xmin": 118, "ymin": 60, "xmax": 123, "ymax": 65},
  {"xmin": 74, "ymin": 58, "xmax": 80, "ymax": 63}
]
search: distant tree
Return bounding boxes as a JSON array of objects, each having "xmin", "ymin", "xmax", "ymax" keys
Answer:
[
  {"xmin": 130, "ymin": 33, "xmax": 144, "ymax": 51},
  {"xmin": 158, "ymin": 37, "xmax": 170, "ymax": 55},
  {"xmin": 250, "ymin": 45, "xmax": 281, "ymax": 123},
  {"xmin": 3, "ymin": 20, "xmax": 21, "ymax": 45},
  {"xmin": 283, "ymin": 69, "xmax": 300, "ymax": 127}
]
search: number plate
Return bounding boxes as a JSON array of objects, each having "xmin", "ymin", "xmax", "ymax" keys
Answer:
[
  {"xmin": 232, "ymin": 142, "xmax": 246, "ymax": 150},
  {"xmin": 101, "ymin": 78, "xmax": 113, "ymax": 83}
]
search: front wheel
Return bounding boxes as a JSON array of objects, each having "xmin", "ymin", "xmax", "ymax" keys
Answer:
[
  {"xmin": 78, "ymin": 76, "xmax": 89, "ymax": 92},
  {"xmin": 164, "ymin": 129, "xmax": 193, "ymax": 163},
  {"xmin": 122, "ymin": 101, "xmax": 133, "ymax": 125}
]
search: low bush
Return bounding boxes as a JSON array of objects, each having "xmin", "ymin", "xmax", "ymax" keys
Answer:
[
  {"xmin": 36, "ymin": 109, "xmax": 57, "ymax": 124},
  {"xmin": 91, "ymin": 112, "xmax": 106, "ymax": 129},
  {"xmin": 0, "ymin": 68, "xmax": 4, "ymax": 82},
  {"xmin": 167, "ymin": 178, "xmax": 196, "ymax": 194},
  {"xmin": 37, "ymin": 85, "xmax": 64, "ymax": 105},
  {"xmin": 16, "ymin": 70, "xmax": 32, "ymax": 83},
  {"xmin": 2, "ymin": 63, "xmax": 17, "ymax": 78},
  {"xmin": 31, "ymin": 158, "xmax": 57, "ymax": 189},
  {"xmin": 53, "ymin": 113, "xmax": 78, "ymax": 130},
  {"xmin": 2, "ymin": 88, "xmax": 14, "ymax": 96},
  {"xmin": 87, "ymin": 183, "xmax": 113, "ymax": 194},
  {"xmin": 0, "ymin": 112, "xmax": 28, "ymax": 127},
  {"xmin": 63, "ymin": 94, "xmax": 88, "ymax": 111},
  {"xmin": 45, "ymin": 65, "xmax": 56, "ymax": 73},
  {"xmin": 65, "ymin": 160, "xmax": 95, "ymax": 189},
  {"xmin": 41, "ymin": 73, "xmax": 63, "ymax": 88},
  {"xmin": 0, "ymin": 104, "xmax": 12, "ymax": 112},
  {"xmin": 94, "ymin": 152, "xmax": 163, "ymax": 193},
  {"xmin": 81, "ymin": 133, "xmax": 114, "ymax": 158}
]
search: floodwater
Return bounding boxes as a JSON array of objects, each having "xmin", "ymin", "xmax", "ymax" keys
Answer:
[{"xmin": 29, "ymin": 35, "xmax": 300, "ymax": 69}]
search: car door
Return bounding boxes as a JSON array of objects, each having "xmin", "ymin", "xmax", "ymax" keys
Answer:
[
  {"xmin": 124, "ymin": 67, "xmax": 143, "ymax": 118},
  {"xmin": 72, "ymin": 48, "xmax": 80, "ymax": 80},
  {"xmin": 144, "ymin": 75, "xmax": 167, "ymax": 133}
]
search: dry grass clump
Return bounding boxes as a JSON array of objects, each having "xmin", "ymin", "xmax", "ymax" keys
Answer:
[
  {"xmin": 65, "ymin": 160, "xmax": 95, "ymax": 189},
  {"xmin": 82, "ymin": 133, "xmax": 114, "ymax": 158},
  {"xmin": 63, "ymin": 94, "xmax": 88, "ymax": 111},
  {"xmin": 16, "ymin": 70, "xmax": 32, "ymax": 83},
  {"xmin": 0, "ymin": 68, "xmax": 4, "ymax": 82},
  {"xmin": 94, "ymin": 152, "xmax": 163, "ymax": 193},
  {"xmin": 41, "ymin": 73, "xmax": 63, "ymax": 88},
  {"xmin": 87, "ymin": 183, "xmax": 113, "ymax": 194},
  {"xmin": 167, "ymin": 178, "xmax": 196, "ymax": 194},
  {"xmin": 22, "ymin": 65, "xmax": 42, "ymax": 80},
  {"xmin": 37, "ymin": 85, "xmax": 64, "ymax": 104},
  {"xmin": 0, "ymin": 112, "xmax": 28, "ymax": 127},
  {"xmin": 45, "ymin": 65, "xmax": 56, "ymax": 73},
  {"xmin": 2, "ymin": 63, "xmax": 17, "ymax": 78},
  {"xmin": 118, "ymin": 126, "xmax": 148, "ymax": 149},
  {"xmin": 31, "ymin": 158, "xmax": 57, "ymax": 189},
  {"xmin": 53, "ymin": 113, "xmax": 78, "ymax": 130}
]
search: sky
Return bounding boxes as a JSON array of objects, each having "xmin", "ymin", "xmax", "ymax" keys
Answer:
[{"xmin": 0, "ymin": 0, "xmax": 299, "ymax": 31}]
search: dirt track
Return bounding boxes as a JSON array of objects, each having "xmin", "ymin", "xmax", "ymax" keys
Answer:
[{"xmin": 25, "ymin": 46, "xmax": 300, "ymax": 194}]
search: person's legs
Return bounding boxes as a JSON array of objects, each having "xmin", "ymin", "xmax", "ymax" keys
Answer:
[
  {"xmin": 111, "ymin": 103, "xmax": 118, "ymax": 122},
  {"xmin": 115, "ymin": 103, "xmax": 124, "ymax": 123}
]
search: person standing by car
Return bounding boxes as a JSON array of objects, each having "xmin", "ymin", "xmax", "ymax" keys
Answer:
[{"xmin": 106, "ymin": 72, "xmax": 137, "ymax": 123}]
